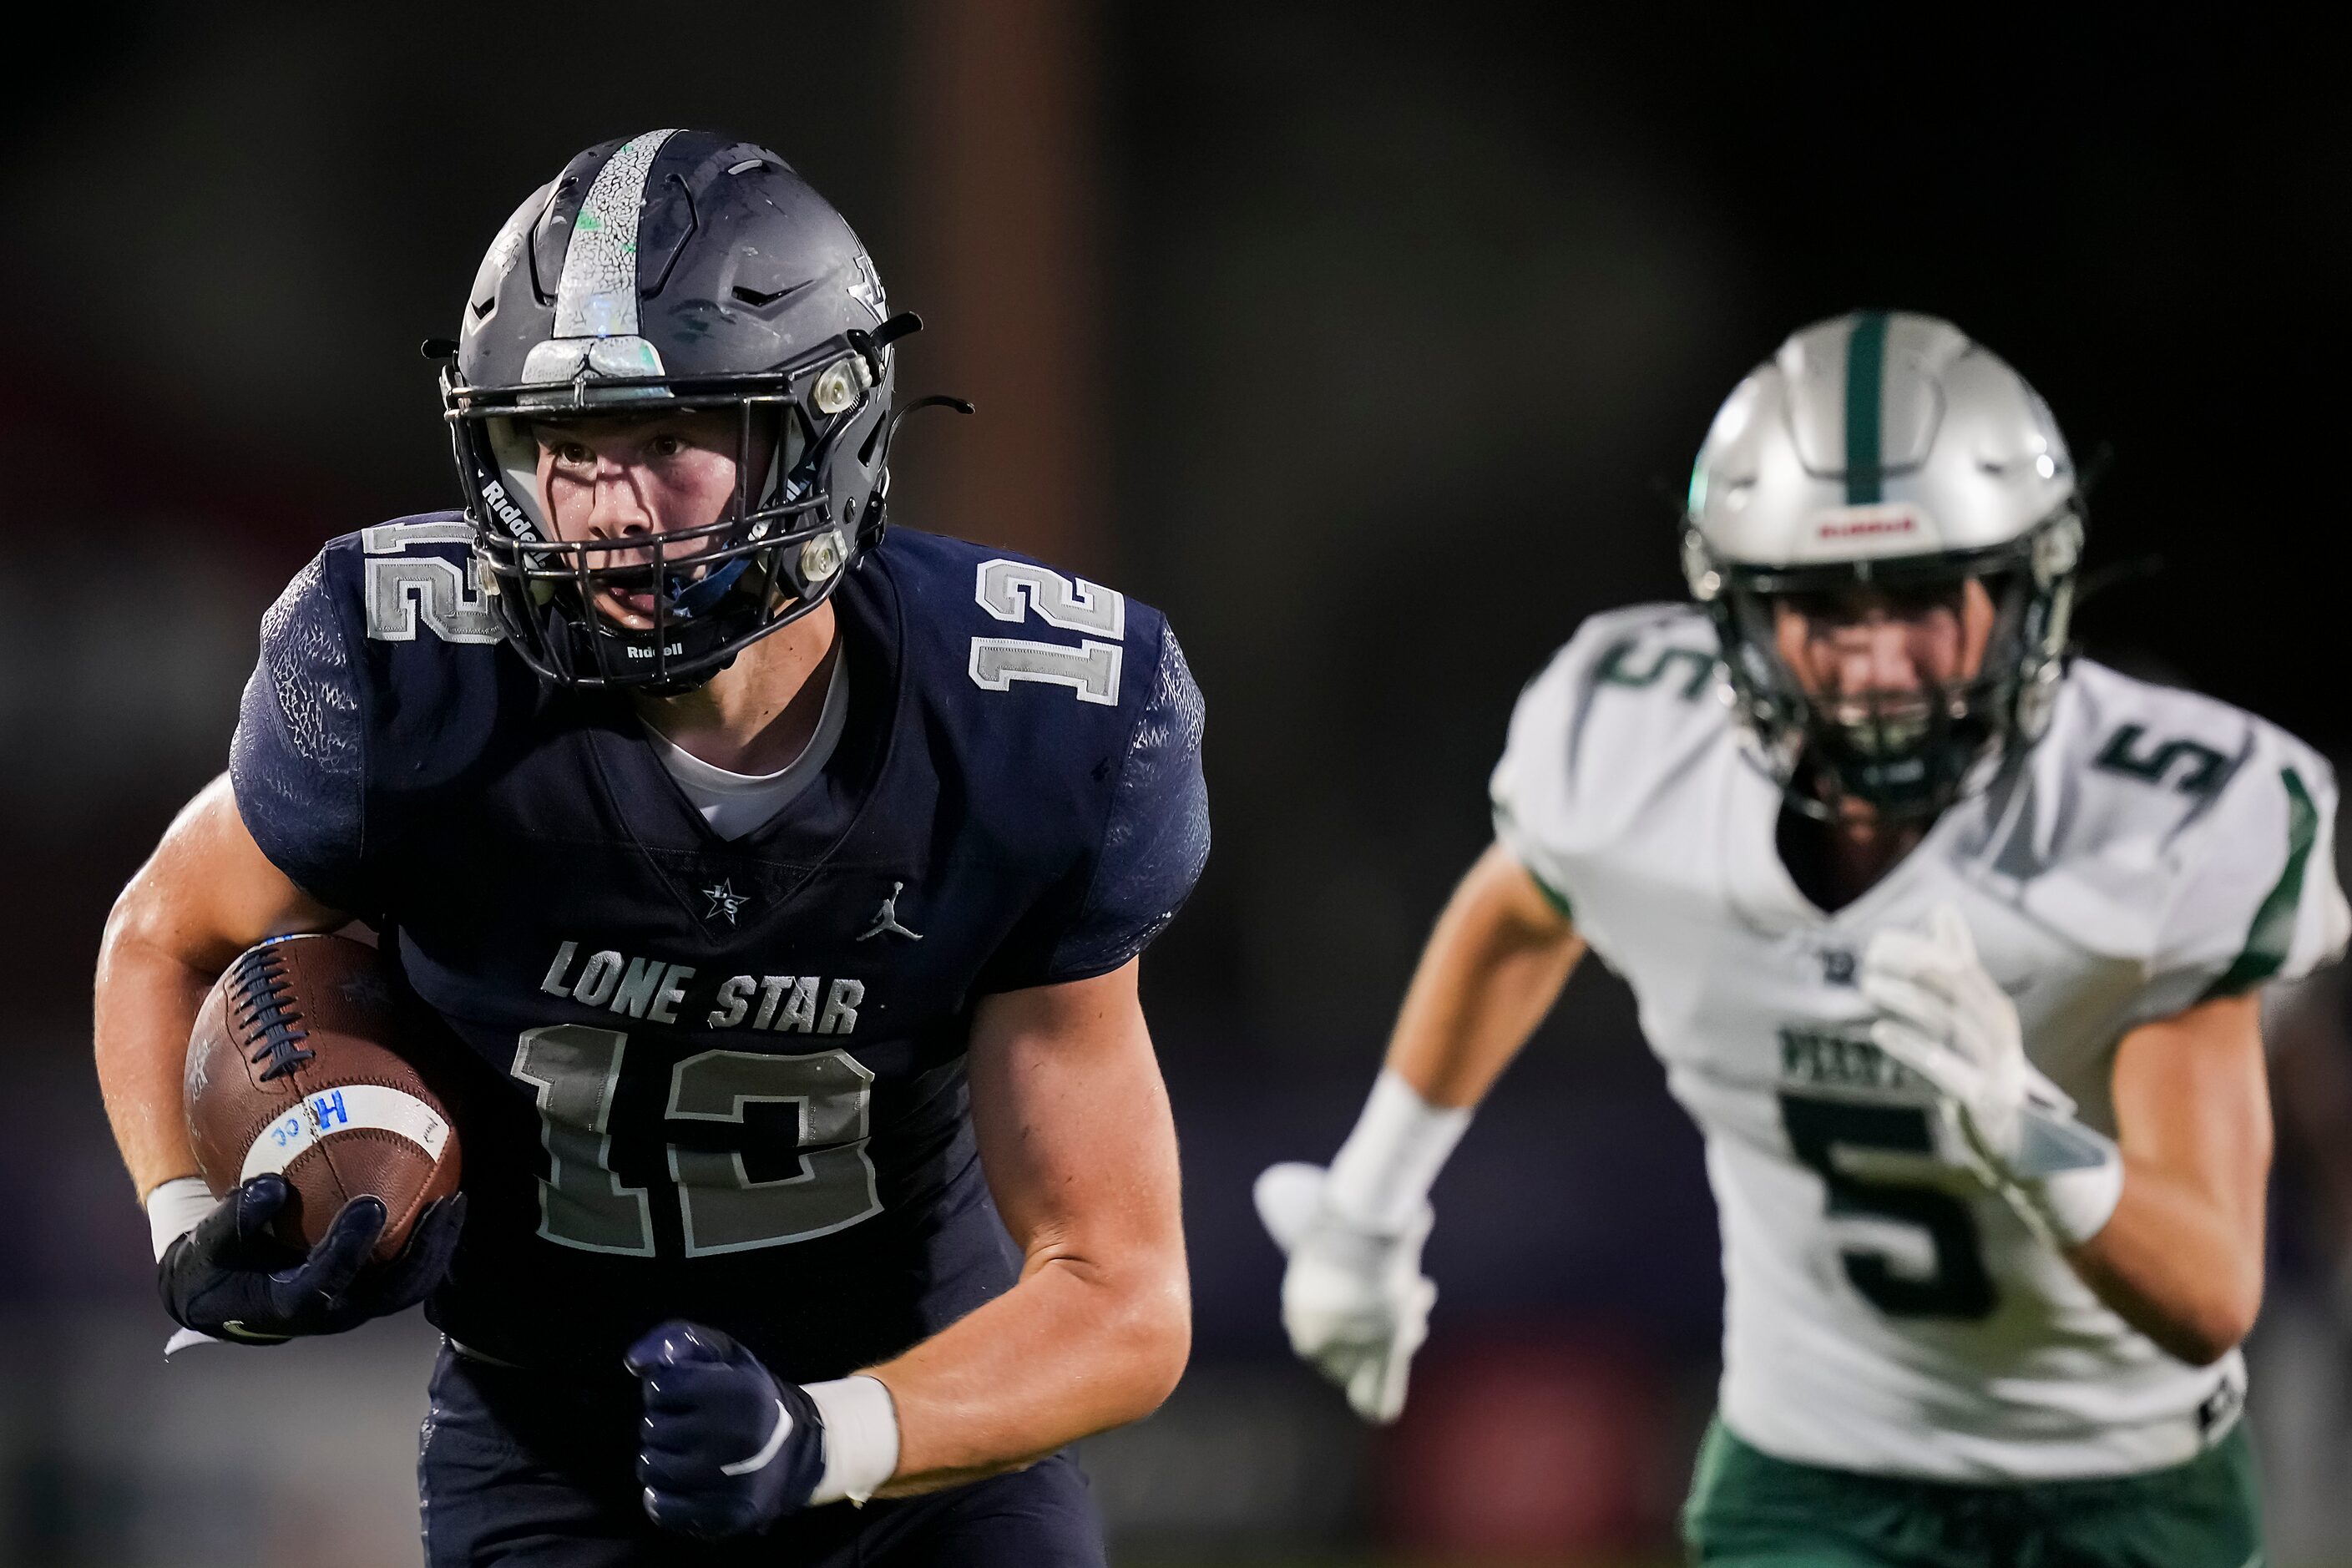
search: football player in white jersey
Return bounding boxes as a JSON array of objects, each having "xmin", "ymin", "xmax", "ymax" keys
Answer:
[{"xmin": 1258, "ymin": 311, "xmax": 2350, "ymax": 1565}]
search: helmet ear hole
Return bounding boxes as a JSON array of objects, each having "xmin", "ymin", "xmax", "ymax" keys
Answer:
[{"xmin": 748, "ymin": 407, "xmax": 805, "ymax": 516}]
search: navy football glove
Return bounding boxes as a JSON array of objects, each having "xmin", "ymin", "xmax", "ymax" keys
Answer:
[
  {"xmin": 625, "ymin": 1320, "xmax": 826, "ymax": 1540},
  {"xmin": 159, "ymin": 1173, "xmax": 465, "ymax": 1343}
]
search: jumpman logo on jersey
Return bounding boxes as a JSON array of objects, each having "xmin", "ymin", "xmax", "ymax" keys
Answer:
[
  {"xmin": 702, "ymin": 880, "xmax": 751, "ymax": 926},
  {"xmin": 857, "ymin": 882, "xmax": 923, "ymax": 943}
]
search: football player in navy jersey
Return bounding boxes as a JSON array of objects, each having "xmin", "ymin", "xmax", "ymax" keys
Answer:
[{"xmin": 94, "ymin": 129, "xmax": 1207, "ymax": 1566}]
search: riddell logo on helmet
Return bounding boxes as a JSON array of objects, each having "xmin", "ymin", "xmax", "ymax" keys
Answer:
[
  {"xmin": 1817, "ymin": 513, "xmax": 1918, "ymax": 540},
  {"xmin": 1801, "ymin": 504, "xmax": 1935, "ymax": 559},
  {"xmin": 481, "ymin": 479, "xmax": 539, "ymax": 540}
]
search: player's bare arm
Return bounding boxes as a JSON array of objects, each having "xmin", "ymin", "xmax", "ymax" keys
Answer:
[
  {"xmin": 1254, "ymin": 842, "xmax": 1581, "ymax": 1422},
  {"xmin": 1864, "ymin": 904, "xmax": 2276, "ymax": 1363},
  {"xmin": 2066, "ymin": 991, "xmax": 2271, "ymax": 1365},
  {"xmin": 99, "ymin": 777, "xmax": 467, "ymax": 1343},
  {"xmin": 1383, "ymin": 842, "xmax": 1586, "ymax": 1109},
  {"xmin": 95, "ymin": 775, "xmax": 344, "ymax": 1196},
  {"xmin": 866, "ymin": 959, "xmax": 1187, "ymax": 1494},
  {"xmin": 99, "ymin": 777, "xmax": 401, "ymax": 1338}
]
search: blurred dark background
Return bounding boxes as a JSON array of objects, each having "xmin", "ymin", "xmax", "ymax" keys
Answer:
[{"xmin": 3, "ymin": 5, "xmax": 2348, "ymax": 1564}]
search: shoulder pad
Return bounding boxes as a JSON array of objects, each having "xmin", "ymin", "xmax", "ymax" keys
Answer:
[
  {"xmin": 231, "ymin": 517, "xmax": 534, "ymax": 916},
  {"xmin": 875, "ymin": 528, "xmax": 1169, "ymax": 727},
  {"xmin": 321, "ymin": 515, "xmax": 528, "ymax": 795},
  {"xmin": 1999, "ymin": 660, "xmax": 2349, "ymax": 1010},
  {"xmin": 345, "ymin": 515, "xmax": 504, "ymax": 649},
  {"xmin": 867, "ymin": 529, "xmax": 1207, "ymax": 988},
  {"xmin": 232, "ymin": 545, "xmax": 368, "ymax": 910},
  {"xmin": 1490, "ymin": 603, "xmax": 1727, "ymax": 905}
]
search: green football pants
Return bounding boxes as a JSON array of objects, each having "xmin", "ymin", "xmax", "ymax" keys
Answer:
[{"xmin": 1682, "ymin": 1416, "xmax": 2264, "ymax": 1568}]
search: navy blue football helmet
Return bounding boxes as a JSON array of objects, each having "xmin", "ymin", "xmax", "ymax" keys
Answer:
[{"xmin": 439, "ymin": 129, "xmax": 924, "ymax": 690}]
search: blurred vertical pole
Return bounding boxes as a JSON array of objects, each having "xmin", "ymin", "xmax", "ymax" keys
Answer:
[{"xmin": 896, "ymin": 0, "xmax": 1107, "ymax": 574}]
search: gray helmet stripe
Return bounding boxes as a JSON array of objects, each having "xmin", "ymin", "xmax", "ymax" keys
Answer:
[
  {"xmin": 1843, "ymin": 310, "xmax": 1888, "ymax": 504},
  {"xmin": 553, "ymin": 129, "xmax": 681, "ymax": 339}
]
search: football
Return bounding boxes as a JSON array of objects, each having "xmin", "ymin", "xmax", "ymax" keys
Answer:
[{"xmin": 185, "ymin": 933, "xmax": 461, "ymax": 1262}]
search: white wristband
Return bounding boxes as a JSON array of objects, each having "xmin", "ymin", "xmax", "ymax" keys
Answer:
[
  {"xmin": 2023, "ymin": 1152, "xmax": 2127, "ymax": 1249},
  {"xmin": 145, "ymin": 1176, "xmax": 216, "ymax": 1262},
  {"xmin": 1996, "ymin": 1106, "xmax": 2126, "ymax": 1248},
  {"xmin": 1323, "ymin": 1069, "xmax": 1474, "ymax": 1234},
  {"xmin": 805, "ymin": 1374, "xmax": 899, "ymax": 1505}
]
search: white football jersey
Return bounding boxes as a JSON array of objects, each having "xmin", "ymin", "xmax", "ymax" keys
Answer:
[{"xmin": 1490, "ymin": 603, "xmax": 2349, "ymax": 1482}]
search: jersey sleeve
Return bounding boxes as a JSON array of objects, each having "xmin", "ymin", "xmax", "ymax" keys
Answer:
[
  {"xmin": 2136, "ymin": 736, "xmax": 2349, "ymax": 1020},
  {"xmin": 986, "ymin": 625, "xmax": 1211, "ymax": 989},
  {"xmin": 228, "ymin": 549, "xmax": 373, "ymax": 913},
  {"xmin": 1486, "ymin": 604, "xmax": 1716, "ymax": 920},
  {"xmin": 1488, "ymin": 640, "xmax": 1585, "ymax": 917}
]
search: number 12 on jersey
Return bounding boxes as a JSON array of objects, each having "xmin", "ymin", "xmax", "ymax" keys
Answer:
[{"xmin": 968, "ymin": 559, "xmax": 1126, "ymax": 705}]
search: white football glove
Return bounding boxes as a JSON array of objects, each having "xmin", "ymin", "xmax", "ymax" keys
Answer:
[
  {"xmin": 1862, "ymin": 903, "xmax": 2123, "ymax": 1246},
  {"xmin": 1254, "ymin": 1161, "xmax": 1436, "ymax": 1424}
]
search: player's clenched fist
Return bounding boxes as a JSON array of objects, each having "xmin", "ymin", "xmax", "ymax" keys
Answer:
[
  {"xmin": 625, "ymin": 1320, "xmax": 827, "ymax": 1540},
  {"xmin": 1255, "ymin": 1161, "xmax": 1437, "ymax": 1424}
]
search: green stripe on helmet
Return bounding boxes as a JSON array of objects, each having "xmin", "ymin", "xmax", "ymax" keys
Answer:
[{"xmin": 1844, "ymin": 311, "xmax": 1889, "ymax": 505}]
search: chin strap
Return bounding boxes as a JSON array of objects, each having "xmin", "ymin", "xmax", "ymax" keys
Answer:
[{"xmin": 667, "ymin": 557, "xmax": 752, "ymax": 620}]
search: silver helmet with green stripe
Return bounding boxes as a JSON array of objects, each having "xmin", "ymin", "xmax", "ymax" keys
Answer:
[{"xmin": 1682, "ymin": 311, "xmax": 2085, "ymax": 817}]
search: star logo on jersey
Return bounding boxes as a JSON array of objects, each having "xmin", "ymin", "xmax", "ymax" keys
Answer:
[
  {"xmin": 857, "ymin": 882, "xmax": 923, "ymax": 943},
  {"xmin": 701, "ymin": 880, "xmax": 751, "ymax": 926}
]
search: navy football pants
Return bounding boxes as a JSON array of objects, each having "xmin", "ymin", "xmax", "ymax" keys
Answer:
[{"xmin": 418, "ymin": 1342, "xmax": 1107, "ymax": 1567}]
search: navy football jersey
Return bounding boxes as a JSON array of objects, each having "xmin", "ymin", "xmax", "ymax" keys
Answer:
[{"xmin": 229, "ymin": 518, "xmax": 1208, "ymax": 1378}]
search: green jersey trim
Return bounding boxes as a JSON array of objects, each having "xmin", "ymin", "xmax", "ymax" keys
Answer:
[
  {"xmin": 2201, "ymin": 766, "xmax": 2319, "ymax": 999},
  {"xmin": 1525, "ymin": 866, "xmax": 1573, "ymax": 920},
  {"xmin": 1489, "ymin": 817, "xmax": 1574, "ymax": 920}
]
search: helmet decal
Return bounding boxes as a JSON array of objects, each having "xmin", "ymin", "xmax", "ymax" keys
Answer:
[
  {"xmin": 1843, "ymin": 309, "xmax": 1887, "ymax": 504},
  {"xmin": 551, "ymin": 129, "xmax": 678, "ymax": 341},
  {"xmin": 519, "ymin": 129, "xmax": 682, "ymax": 387},
  {"xmin": 846, "ymin": 250, "xmax": 888, "ymax": 324}
]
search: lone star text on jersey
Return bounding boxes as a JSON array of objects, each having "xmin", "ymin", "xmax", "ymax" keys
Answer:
[{"xmin": 539, "ymin": 939, "xmax": 867, "ymax": 1037}]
